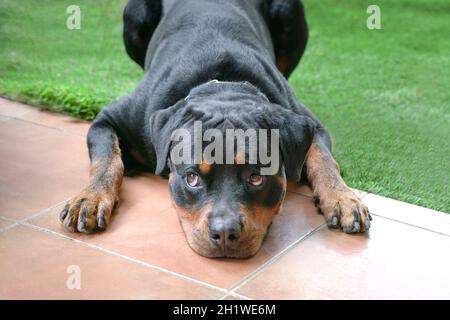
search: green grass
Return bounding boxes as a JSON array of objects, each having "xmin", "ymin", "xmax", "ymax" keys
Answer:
[
  {"xmin": 0, "ymin": 0, "xmax": 449, "ymax": 212},
  {"xmin": 0, "ymin": 0, "xmax": 137, "ymax": 119}
]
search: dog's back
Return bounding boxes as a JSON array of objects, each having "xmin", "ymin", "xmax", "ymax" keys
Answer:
[
  {"xmin": 122, "ymin": 0, "xmax": 310, "ymax": 118},
  {"xmin": 124, "ymin": 0, "xmax": 307, "ymax": 78},
  {"xmin": 126, "ymin": 0, "xmax": 272, "ymax": 69}
]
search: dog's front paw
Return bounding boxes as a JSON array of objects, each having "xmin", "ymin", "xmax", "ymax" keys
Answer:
[
  {"xmin": 59, "ymin": 186, "xmax": 118, "ymax": 233},
  {"xmin": 314, "ymin": 189, "xmax": 372, "ymax": 233}
]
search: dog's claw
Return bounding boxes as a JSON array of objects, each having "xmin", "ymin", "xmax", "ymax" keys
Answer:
[
  {"xmin": 353, "ymin": 221, "xmax": 360, "ymax": 232},
  {"xmin": 342, "ymin": 221, "xmax": 360, "ymax": 233},
  {"xmin": 364, "ymin": 219, "xmax": 371, "ymax": 230},
  {"xmin": 351, "ymin": 210, "xmax": 361, "ymax": 232},
  {"xmin": 327, "ymin": 215, "xmax": 339, "ymax": 228},
  {"xmin": 332, "ymin": 215, "xmax": 338, "ymax": 227},
  {"xmin": 64, "ymin": 215, "xmax": 75, "ymax": 231},
  {"xmin": 77, "ymin": 207, "xmax": 91, "ymax": 233},
  {"xmin": 59, "ymin": 187, "xmax": 117, "ymax": 234},
  {"xmin": 77, "ymin": 220, "xmax": 87, "ymax": 233},
  {"xmin": 59, "ymin": 206, "xmax": 68, "ymax": 222},
  {"xmin": 97, "ymin": 207, "xmax": 107, "ymax": 230},
  {"xmin": 313, "ymin": 196, "xmax": 320, "ymax": 207},
  {"xmin": 342, "ymin": 225, "xmax": 353, "ymax": 233},
  {"xmin": 319, "ymin": 188, "xmax": 370, "ymax": 234}
]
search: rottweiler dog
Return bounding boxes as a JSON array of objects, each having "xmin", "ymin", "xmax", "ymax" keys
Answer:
[{"xmin": 60, "ymin": 0, "xmax": 371, "ymax": 258}]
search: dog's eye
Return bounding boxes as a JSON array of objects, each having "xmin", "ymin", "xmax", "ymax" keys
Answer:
[
  {"xmin": 248, "ymin": 173, "xmax": 264, "ymax": 187},
  {"xmin": 185, "ymin": 172, "xmax": 201, "ymax": 187}
]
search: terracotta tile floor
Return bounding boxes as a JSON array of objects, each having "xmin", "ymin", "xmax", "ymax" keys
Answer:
[{"xmin": 1, "ymin": 97, "xmax": 449, "ymax": 299}]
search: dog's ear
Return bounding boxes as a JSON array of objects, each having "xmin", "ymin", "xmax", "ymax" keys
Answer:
[
  {"xmin": 272, "ymin": 109, "xmax": 316, "ymax": 181},
  {"xmin": 148, "ymin": 101, "xmax": 186, "ymax": 175}
]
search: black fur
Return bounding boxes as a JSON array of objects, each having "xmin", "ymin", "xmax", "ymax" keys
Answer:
[
  {"xmin": 89, "ymin": 0, "xmax": 331, "ymax": 182},
  {"xmin": 123, "ymin": 0, "xmax": 162, "ymax": 68}
]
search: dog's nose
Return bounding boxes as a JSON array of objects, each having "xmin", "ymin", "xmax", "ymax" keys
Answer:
[{"xmin": 208, "ymin": 217, "xmax": 242, "ymax": 246}]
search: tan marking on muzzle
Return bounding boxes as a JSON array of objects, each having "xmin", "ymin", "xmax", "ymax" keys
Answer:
[
  {"xmin": 234, "ymin": 152, "xmax": 246, "ymax": 164},
  {"xmin": 199, "ymin": 161, "xmax": 212, "ymax": 175}
]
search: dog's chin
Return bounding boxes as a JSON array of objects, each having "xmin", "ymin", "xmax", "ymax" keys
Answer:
[
  {"xmin": 176, "ymin": 215, "xmax": 267, "ymax": 258},
  {"xmin": 183, "ymin": 234, "xmax": 264, "ymax": 259}
]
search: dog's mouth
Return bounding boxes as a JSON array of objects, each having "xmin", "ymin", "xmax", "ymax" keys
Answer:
[
  {"xmin": 177, "ymin": 217, "xmax": 267, "ymax": 259},
  {"xmin": 187, "ymin": 234, "xmax": 264, "ymax": 259}
]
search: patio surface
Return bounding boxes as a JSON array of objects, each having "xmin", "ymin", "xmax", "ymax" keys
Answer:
[{"xmin": 1, "ymin": 97, "xmax": 449, "ymax": 299}]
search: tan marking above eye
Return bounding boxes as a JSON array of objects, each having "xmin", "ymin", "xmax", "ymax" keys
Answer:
[
  {"xmin": 198, "ymin": 161, "xmax": 212, "ymax": 175},
  {"xmin": 234, "ymin": 152, "xmax": 246, "ymax": 164}
]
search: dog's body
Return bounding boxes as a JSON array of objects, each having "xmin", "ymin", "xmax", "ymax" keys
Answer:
[{"xmin": 60, "ymin": 0, "xmax": 371, "ymax": 258}]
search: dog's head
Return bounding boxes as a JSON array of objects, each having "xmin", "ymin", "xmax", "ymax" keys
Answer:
[{"xmin": 149, "ymin": 81, "xmax": 315, "ymax": 258}]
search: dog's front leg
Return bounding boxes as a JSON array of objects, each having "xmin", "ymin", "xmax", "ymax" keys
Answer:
[
  {"xmin": 59, "ymin": 120, "xmax": 124, "ymax": 233},
  {"xmin": 305, "ymin": 129, "xmax": 371, "ymax": 233}
]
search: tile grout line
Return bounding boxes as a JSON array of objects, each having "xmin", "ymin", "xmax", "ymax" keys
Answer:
[
  {"xmin": 0, "ymin": 116, "xmax": 12, "ymax": 123},
  {"xmin": 358, "ymin": 191, "xmax": 449, "ymax": 236},
  {"xmin": 0, "ymin": 198, "xmax": 70, "ymax": 225},
  {"xmin": 353, "ymin": 191, "xmax": 450, "ymax": 236},
  {"xmin": 213, "ymin": 188, "xmax": 369, "ymax": 299},
  {"xmin": 370, "ymin": 213, "xmax": 450, "ymax": 237},
  {"xmin": 218, "ymin": 223, "xmax": 326, "ymax": 299},
  {"xmin": 219, "ymin": 292, "xmax": 253, "ymax": 300},
  {"xmin": 19, "ymin": 221, "xmax": 229, "ymax": 295},
  {"xmin": 215, "ymin": 189, "xmax": 368, "ymax": 299},
  {"xmin": 20, "ymin": 198, "xmax": 70, "ymax": 223},
  {"xmin": 15, "ymin": 199, "xmax": 319, "ymax": 301},
  {"xmin": 9, "ymin": 116, "xmax": 87, "ymax": 138},
  {"xmin": 0, "ymin": 215, "xmax": 18, "ymax": 223},
  {"xmin": 0, "ymin": 222, "xmax": 20, "ymax": 234}
]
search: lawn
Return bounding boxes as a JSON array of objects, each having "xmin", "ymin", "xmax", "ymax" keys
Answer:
[{"xmin": 0, "ymin": 0, "xmax": 449, "ymax": 212}]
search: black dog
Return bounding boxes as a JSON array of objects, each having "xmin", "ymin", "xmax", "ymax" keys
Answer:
[{"xmin": 60, "ymin": 0, "xmax": 371, "ymax": 258}]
